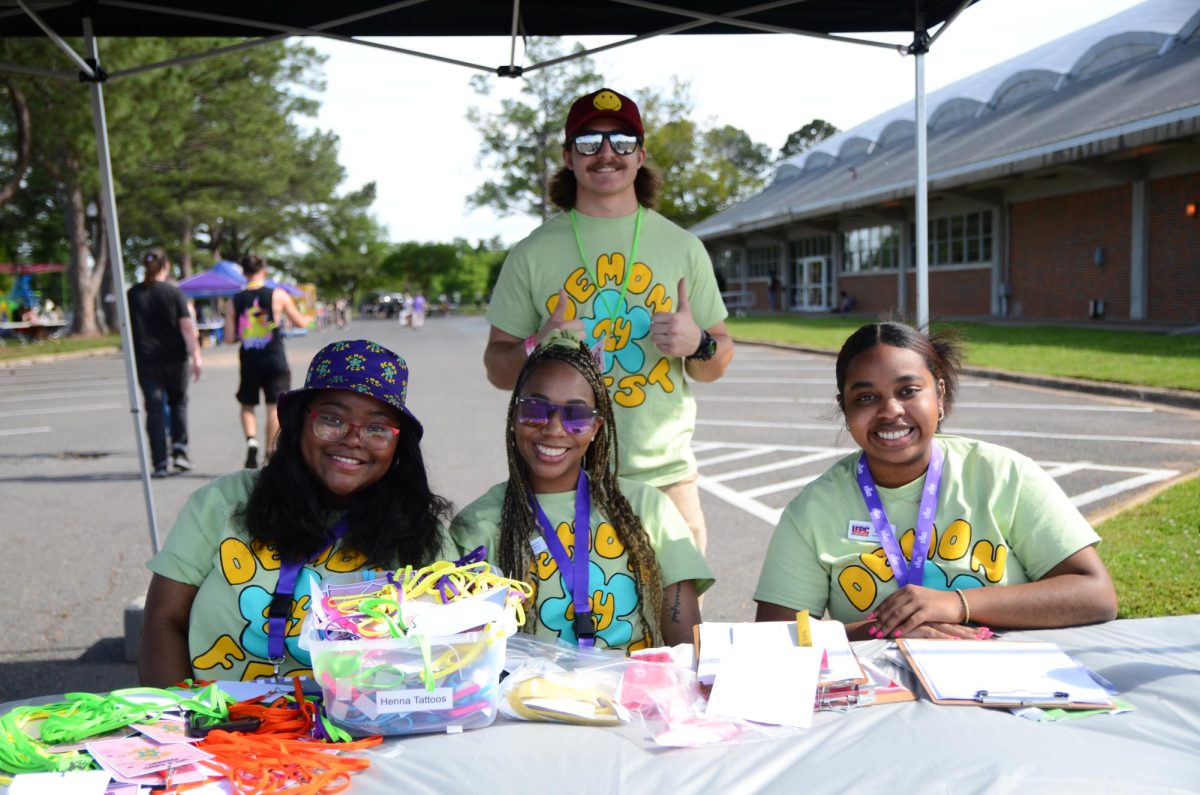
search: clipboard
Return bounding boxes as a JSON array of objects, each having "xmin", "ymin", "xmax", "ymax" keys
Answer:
[{"xmin": 896, "ymin": 638, "xmax": 1115, "ymax": 709}]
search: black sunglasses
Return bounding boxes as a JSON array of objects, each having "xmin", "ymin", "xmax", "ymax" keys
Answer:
[{"xmin": 570, "ymin": 130, "xmax": 642, "ymax": 157}]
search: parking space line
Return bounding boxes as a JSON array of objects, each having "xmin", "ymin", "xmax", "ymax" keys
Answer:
[
  {"xmin": 697, "ymin": 395, "xmax": 1153, "ymax": 413},
  {"xmin": 1070, "ymin": 470, "xmax": 1178, "ymax": 509},
  {"xmin": 741, "ymin": 475, "xmax": 820, "ymax": 499},
  {"xmin": 695, "ymin": 440, "xmax": 1183, "ymax": 526},
  {"xmin": 707, "ymin": 450, "xmax": 844, "ymax": 483},
  {"xmin": 0, "ymin": 403, "xmax": 122, "ymax": 419},
  {"xmin": 696, "ymin": 447, "xmax": 782, "ymax": 467},
  {"xmin": 0, "ymin": 390, "xmax": 125, "ymax": 404},
  {"xmin": 697, "ymin": 418, "xmax": 1199, "ymax": 446},
  {"xmin": 0, "ymin": 426, "xmax": 51, "ymax": 437}
]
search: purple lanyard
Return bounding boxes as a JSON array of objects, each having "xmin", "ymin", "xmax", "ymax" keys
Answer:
[
  {"xmin": 855, "ymin": 441, "xmax": 944, "ymax": 589},
  {"xmin": 528, "ymin": 471, "xmax": 595, "ymax": 647},
  {"xmin": 268, "ymin": 518, "xmax": 349, "ymax": 662}
]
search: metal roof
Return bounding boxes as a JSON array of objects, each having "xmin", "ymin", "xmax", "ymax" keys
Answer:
[{"xmin": 693, "ymin": 0, "xmax": 1200, "ymax": 239}]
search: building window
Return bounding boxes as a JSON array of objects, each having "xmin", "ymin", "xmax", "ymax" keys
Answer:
[
  {"xmin": 916, "ymin": 211, "xmax": 993, "ymax": 266},
  {"xmin": 842, "ymin": 225, "xmax": 900, "ymax": 272},
  {"xmin": 747, "ymin": 245, "xmax": 781, "ymax": 278},
  {"xmin": 790, "ymin": 236, "xmax": 832, "ymax": 261}
]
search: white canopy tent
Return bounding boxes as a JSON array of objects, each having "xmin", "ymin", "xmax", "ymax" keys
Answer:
[{"xmin": 1, "ymin": 0, "xmax": 978, "ymax": 548}]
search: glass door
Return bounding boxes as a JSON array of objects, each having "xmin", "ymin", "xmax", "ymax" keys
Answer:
[{"xmin": 792, "ymin": 256, "xmax": 829, "ymax": 311}]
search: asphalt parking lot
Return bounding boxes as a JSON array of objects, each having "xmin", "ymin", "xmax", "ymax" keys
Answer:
[{"xmin": 1, "ymin": 314, "xmax": 1197, "ymax": 702}]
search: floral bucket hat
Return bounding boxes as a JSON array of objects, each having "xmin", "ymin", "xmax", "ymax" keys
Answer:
[{"xmin": 278, "ymin": 339, "xmax": 423, "ymax": 439}]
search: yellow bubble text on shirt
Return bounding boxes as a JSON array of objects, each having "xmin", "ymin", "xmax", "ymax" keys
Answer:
[
  {"xmin": 605, "ymin": 357, "xmax": 675, "ymax": 408},
  {"xmin": 970, "ymin": 539, "xmax": 1007, "ymax": 583},
  {"xmin": 938, "ymin": 519, "xmax": 971, "ymax": 561},
  {"xmin": 193, "ymin": 634, "xmax": 245, "ymax": 672},
  {"xmin": 221, "ymin": 538, "xmax": 257, "ymax": 585},
  {"xmin": 593, "ymin": 521, "xmax": 625, "ymax": 559}
]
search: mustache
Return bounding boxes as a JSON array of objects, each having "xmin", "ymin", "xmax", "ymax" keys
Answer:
[{"xmin": 587, "ymin": 159, "xmax": 626, "ymax": 171}]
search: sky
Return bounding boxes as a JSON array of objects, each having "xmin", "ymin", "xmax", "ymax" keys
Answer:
[{"xmin": 307, "ymin": 0, "xmax": 1147, "ymax": 247}]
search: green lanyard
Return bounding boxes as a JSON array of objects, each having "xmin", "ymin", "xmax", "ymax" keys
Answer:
[{"xmin": 569, "ymin": 205, "xmax": 645, "ymax": 339}]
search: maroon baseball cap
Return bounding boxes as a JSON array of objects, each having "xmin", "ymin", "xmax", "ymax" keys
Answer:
[{"xmin": 564, "ymin": 88, "xmax": 644, "ymax": 141}]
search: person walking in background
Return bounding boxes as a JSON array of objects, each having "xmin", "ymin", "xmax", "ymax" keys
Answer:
[
  {"xmin": 225, "ymin": 253, "xmax": 312, "ymax": 469},
  {"xmin": 127, "ymin": 248, "xmax": 201, "ymax": 478},
  {"xmin": 768, "ymin": 274, "xmax": 782, "ymax": 312},
  {"xmin": 410, "ymin": 291, "xmax": 427, "ymax": 329},
  {"xmin": 483, "ymin": 86, "xmax": 734, "ymax": 555}
]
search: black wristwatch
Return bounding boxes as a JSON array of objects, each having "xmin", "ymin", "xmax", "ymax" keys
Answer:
[{"xmin": 688, "ymin": 329, "xmax": 717, "ymax": 361}]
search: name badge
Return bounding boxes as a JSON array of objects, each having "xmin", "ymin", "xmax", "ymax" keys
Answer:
[
  {"xmin": 529, "ymin": 535, "xmax": 549, "ymax": 556},
  {"xmin": 847, "ymin": 520, "xmax": 879, "ymax": 542}
]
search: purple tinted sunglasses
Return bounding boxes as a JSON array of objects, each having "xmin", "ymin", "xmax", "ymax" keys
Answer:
[{"xmin": 515, "ymin": 396, "xmax": 599, "ymax": 434}]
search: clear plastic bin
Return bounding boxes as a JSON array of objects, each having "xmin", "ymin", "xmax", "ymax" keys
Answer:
[{"xmin": 300, "ymin": 573, "xmax": 513, "ymax": 736}]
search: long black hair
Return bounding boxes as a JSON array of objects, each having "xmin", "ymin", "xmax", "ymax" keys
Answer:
[{"xmin": 239, "ymin": 395, "xmax": 452, "ymax": 567}]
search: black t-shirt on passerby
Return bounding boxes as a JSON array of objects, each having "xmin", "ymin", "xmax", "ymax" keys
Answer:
[{"xmin": 127, "ymin": 281, "xmax": 190, "ymax": 368}]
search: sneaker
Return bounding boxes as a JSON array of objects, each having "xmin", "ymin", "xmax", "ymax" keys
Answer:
[
  {"xmin": 173, "ymin": 453, "xmax": 193, "ymax": 472},
  {"xmin": 151, "ymin": 467, "xmax": 169, "ymax": 479},
  {"xmin": 244, "ymin": 444, "xmax": 259, "ymax": 469}
]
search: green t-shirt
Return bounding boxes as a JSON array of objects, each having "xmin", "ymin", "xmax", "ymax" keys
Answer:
[
  {"xmin": 147, "ymin": 470, "xmax": 459, "ymax": 681},
  {"xmin": 487, "ymin": 208, "xmax": 728, "ymax": 486},
  {"xmin": 450, "ymin": 477, "xmax": 714, "ymax": 653},
  {"xmin": 754, "ymin": 436, "xmax": 1102, "ymax": 624}
]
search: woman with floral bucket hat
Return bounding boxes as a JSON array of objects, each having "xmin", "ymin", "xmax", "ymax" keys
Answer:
[{"xmin": 138, "ymin": 340, "xmax": 457, "ymax": 686}]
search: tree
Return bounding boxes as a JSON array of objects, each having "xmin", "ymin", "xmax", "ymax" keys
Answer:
[
  {"xmin": 779, "ymin": 118, "xmax": 839, "ymax": 160},
  {"xmin": 466, "ymin": 38, "xmax": 602, "ymax": 222},
  {"xmin": 0, "ymin": 37, "xmax": 353, "ymax": 334},
  {"xmin": 291, "ymin": 183, "xmax": 390, "ymax": 301},
  {"xmin": 641, "ymin": 82, "xmax": 773, "ymax": 228}
]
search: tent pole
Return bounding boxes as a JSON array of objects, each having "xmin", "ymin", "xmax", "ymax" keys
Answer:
[
  {"xmin": 83, "ymin": 19, "xmax": 162, "ymax": 554},
  {"xmin": 913, "ymin": 34, "xmax": 930, "ymax": 332}
]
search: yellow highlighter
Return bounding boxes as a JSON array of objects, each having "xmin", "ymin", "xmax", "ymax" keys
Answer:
[{"xmin": 795, "ymin": 609, "xmax": 813, "ymax": 647}]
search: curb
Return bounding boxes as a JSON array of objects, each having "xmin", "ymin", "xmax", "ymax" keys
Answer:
[
  {"xmin": 0, "ymin": 346, "xmax": 121, "ymax": 369},
  {"xmin": 736, "ymin": 339, "xmax": 1200, "ymax": 412}
]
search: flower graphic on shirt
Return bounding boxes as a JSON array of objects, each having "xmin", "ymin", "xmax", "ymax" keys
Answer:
[
  {"xmin": 540, "ymin": 560, "xmax": 638, "ymax": 648},
  {"xmin": 237, "ymin": 568, "xmax": 317, "ymax": 665},
  {"xmin": 581, "ymin": 288, "xmax": 651, "ymax": 375}
]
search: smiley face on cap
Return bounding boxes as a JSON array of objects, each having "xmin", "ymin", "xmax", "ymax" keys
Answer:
[{"xmin": 593, "ymin": 91, "xmax": 622, "ymax": 111}]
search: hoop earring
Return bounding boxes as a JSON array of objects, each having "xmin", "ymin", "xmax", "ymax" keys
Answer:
[{"xmin": 938, "ymin": 406, "xmax": 945, "ymax": 422}]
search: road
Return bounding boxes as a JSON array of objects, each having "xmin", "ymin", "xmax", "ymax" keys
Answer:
[{"xmin": 1, "ymin": 314, "xmax": 1196, "ymax": 701}]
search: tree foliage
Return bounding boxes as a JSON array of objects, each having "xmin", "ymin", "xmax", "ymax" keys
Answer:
[
  {"xmin": 779, "ymin": 118, "xmax": 839, "ymax": 159},
  {"xmin": 0, "ymin": 37, "xmax": 356, "ymax": 335},
  {"xmin": 641, "ymin": 81, "xmax": 773, "ymax": 229},
  {"xmin": 380, "ymin": 238, "xmax": 504, "ymax": 300},
  {"xmin": 466, "ymin": 38, "xmax": 602, "ymax": 222},
  {"xmin": 467, "ymin": 60, "xmax": 773, "ymax": 230}
]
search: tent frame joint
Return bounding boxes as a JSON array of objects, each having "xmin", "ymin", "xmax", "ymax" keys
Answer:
[
  {"xmin": 907, "ymin": 30, "xmax": 931, "ymax": 56},
  {"xmin": 496, "ymin": 64, "xmax": 524, "ymax": 78},
  {"xmin": 78, "ymin": 58, "xmax": 108, "ymax": 83}
]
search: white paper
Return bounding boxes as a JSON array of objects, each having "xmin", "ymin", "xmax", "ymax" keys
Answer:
[
  {"xmin": 705, "ymin": 644, "xmax": 820, "ymax": 728},
  {"xmin": 9, "ymin": 770, "xmax": 111, "ymax": 795},
  {"xmin": 726, "ymin": 620, "xmax": 863, "ymax": 685},
  {"xmin": 696, "ymin": 623, "xmax": 733, "ymax": 685},
  {"xmin": 903, "ymin": 639, "xmax": 1115, "ymax": 705}
]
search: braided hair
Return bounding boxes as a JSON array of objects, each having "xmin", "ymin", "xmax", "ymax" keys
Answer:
[{"xmin": 497, "ymin": 338, "xmax": 666, "ymax": 648}]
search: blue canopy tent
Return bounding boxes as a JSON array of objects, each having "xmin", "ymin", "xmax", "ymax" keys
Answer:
[
  {"xmin": 176, "ymin": 269, "xmax": 243, "ymax": 299},
  {"xmin": 2, "ymin": 0, "xmax": 977, "ymax": 552}
]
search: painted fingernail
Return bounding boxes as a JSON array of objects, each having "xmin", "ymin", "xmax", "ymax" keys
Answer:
[
  {"xmin": 867, "ymin": 613, "xmax": 876, "ymax": 620},
  {"xmin": 893, "ymin": 629, "xmax": 903, "ymax": 637}
]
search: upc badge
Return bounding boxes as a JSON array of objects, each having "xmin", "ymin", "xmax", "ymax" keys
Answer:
[{"xmin": 847, "ymin": 520, "xmax": 879, "ymax": 542}]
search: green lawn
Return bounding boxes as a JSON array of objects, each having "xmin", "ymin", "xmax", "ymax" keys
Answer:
[
  {"xmin": 0, "ymin": 333, "xmax": 120, "ymax": 363},
  {"xmin": 726, "ymin": 316, "xmax": 1200, "ymax": 391},
  {"xmin": 1098, "ymin": 476, "xmax": 1200, "ymax": 618}
]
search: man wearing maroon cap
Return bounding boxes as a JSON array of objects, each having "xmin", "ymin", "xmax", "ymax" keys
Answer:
[{"xmin": 484, "ymin": 87, "xmax": 734, "ymax": 555}]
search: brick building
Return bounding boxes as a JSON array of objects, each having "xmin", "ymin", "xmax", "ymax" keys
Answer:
[{"xmin": 693, "ymin": 0, "xmax": 1200, "ymax": 325}]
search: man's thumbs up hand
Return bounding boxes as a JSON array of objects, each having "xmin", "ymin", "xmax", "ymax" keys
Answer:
[{"xmin": 651, "ymin": 277, "xmax": 703, "ymax": 357}]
